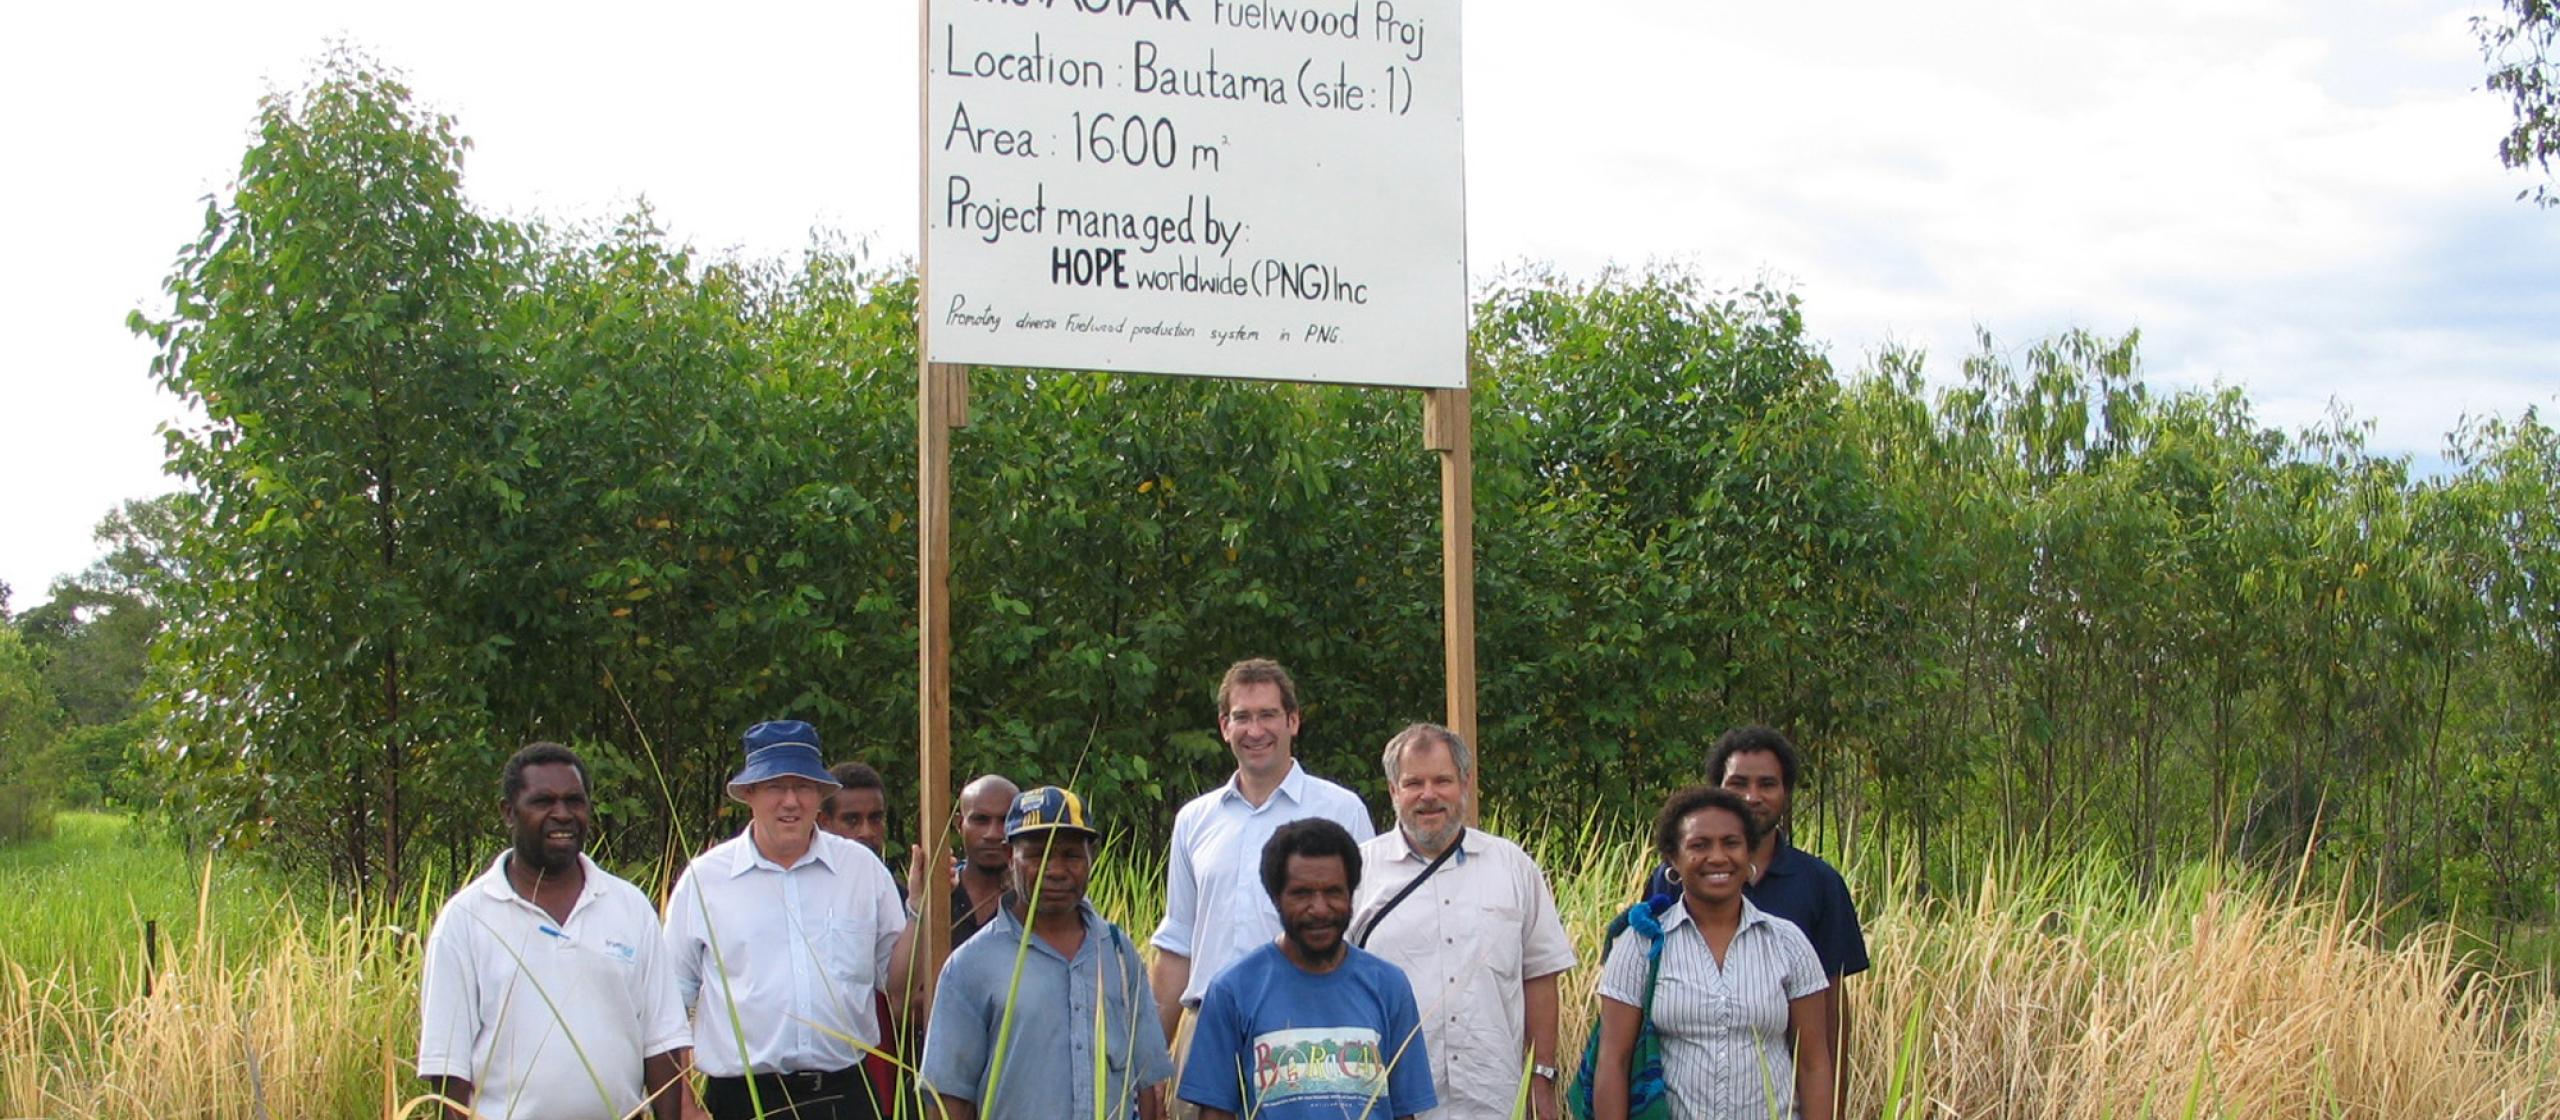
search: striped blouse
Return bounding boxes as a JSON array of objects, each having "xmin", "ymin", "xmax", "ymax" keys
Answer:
[{"xmin": 1596, "ymin": 897, "xmax": 1828, "ymax": 1120}]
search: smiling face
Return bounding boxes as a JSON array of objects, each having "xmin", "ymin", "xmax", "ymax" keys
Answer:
[
  {"xmin": 1672, "ymin": 804, "xmax": 1752, "ymax": 906},
  {"xmin": 1390, "ymin": 737, "xmax": 1467, "ymax": 855},
  {"xmin": 1220, "ymin": 681, "xmax": 1301, "ymax": 785},
  {"xmin": 506, "ymin": 762, "xmax": 593, "ymax": 876},
  {"xmin": 737, "ymin": 776, "xmax": 828, "ymax": 852}
]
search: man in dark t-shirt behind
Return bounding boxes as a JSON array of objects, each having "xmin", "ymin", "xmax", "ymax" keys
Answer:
[{"xmin": 1643, "ymin": 726, "xmax": 1868, "ymax": 1079}]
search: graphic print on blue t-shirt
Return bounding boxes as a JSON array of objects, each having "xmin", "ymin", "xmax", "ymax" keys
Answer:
[
  {"xmin": 1251, "ymin": 1026, "xmax": 1388, "ymax": 1109},
  {"xmin": 1177, "ymin": 943, "xmax": 1436, "ymax": 1120}
]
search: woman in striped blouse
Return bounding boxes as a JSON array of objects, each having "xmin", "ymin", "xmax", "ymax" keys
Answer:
[{"xmin": 1593, "ymin": 786, "xmax": 1836, "ymax": 1120}]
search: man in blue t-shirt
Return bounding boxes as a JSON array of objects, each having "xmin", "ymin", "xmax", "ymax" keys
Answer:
[{"xmin": 1177, "ymin": 818, "xmax": 1437, "ymax": 1120}]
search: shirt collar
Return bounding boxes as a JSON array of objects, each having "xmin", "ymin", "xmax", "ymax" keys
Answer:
[
  {"xmin": 1390, "ymin": 826, "xmax": 1471, "ymax": 865},
  {"xmin": 1738, "ymin": 894, "xmax": 1775, "ymax": 931},
  {"xmin": 982, "ymin": 897, "xmax": 1108, "ymax": 960},
  {"xmin": 1219, "ymin": 759, "xmax": 1308, "ymax": 808},
  {"xmin": 1761, "ymin": 836, "xmax": 1805, "ymax": 879},
  {"xmin": 477, "ymin": 850, "xmax": 606, "ymax": 906},
  {"xmin": 1654, "ymin": 894, "xmax": 1776, "ymax": 934},
  {"xmin": 726, "ymin": 826, "xmax": 843, "ymax": 877}
]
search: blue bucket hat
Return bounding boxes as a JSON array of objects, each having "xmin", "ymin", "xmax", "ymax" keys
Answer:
[{"xmin": 728, "ymin": 719, "xmax": 841, "ymax": 794}]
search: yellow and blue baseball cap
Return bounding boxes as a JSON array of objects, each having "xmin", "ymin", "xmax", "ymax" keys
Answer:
[{"xmin": 1005, "ymin": 786, "xmax": 1100, "ymax": 842}]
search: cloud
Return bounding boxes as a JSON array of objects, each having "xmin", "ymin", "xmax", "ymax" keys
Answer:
[
  {"xmin": 3, "ymin": 0, "xmax": 2553, "ymax": 599},
  {"xmin": 1464, "ymin": 0, "xmax": 2557, "ymax": 463}
]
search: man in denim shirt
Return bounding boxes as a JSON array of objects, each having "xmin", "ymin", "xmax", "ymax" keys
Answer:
[{"xmin": 923, "ymin": 786, "xmax": 1174, "ymax": 1120}]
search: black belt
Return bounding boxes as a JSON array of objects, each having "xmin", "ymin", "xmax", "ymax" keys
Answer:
[{"xmin": 721, "ymin": 1066, "xmax": 859, "ymax": 1094}]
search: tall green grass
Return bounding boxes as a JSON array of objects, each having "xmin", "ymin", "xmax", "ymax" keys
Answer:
[
  {"xmin": 0, "ymin": 813, "xmax": 314, "ymax": 991},
  {"xmin": 6, "ymin": 814, "xmax": 2559, "ymax": 1118},
  {"xmin": 1, "ymin": 814, "xmax": 420, "ymax": 1118}
]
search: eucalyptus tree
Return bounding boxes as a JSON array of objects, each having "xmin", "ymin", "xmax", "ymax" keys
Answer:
[{"xmin": 132, "ymin": 50, "xmax": 528, "ymax": 894}]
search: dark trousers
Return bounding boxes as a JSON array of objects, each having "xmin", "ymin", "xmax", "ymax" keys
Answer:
[{"xmin": 703, "ymin": 1067, "xmax": 881, "ymax": 1120}]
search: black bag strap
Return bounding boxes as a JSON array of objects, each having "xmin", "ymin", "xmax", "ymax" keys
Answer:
[{"xmin": 1352, "ymin": 834, "xmax": 1464, "ymax": 948}]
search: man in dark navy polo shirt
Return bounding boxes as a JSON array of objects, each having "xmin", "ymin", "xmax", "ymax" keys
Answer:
[{"xmin": 1643, "ymin": 726, "xmax": 1867, "ymax": 1085}]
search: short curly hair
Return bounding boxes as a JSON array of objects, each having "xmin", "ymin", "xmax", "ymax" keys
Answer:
[
  {"xmin": 1705, "ymin": 725, "xmax": 1801, "ymax": 791},
  {"xmin": 1651, "ymin": 785, "xmax": 1762, "ymax": 862},
  {"xmin": 1259, "ymin": 817, "xmax": 1363, "ymax": 904},
  {"xmin": 501, "ymin": 742, "xmax": 588, "ymax": 805}
]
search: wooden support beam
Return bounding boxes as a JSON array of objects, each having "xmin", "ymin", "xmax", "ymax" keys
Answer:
[
  {"xmin": 917, "ymin": 361, "xmax": 967, "ymax": 986},
  {"xmin": 913, "ymin": 0, "xmax": 959, "ymax": 1002},
  {"xmin": 1423, "ymin": 386, "xmax": 1479, "ymax": 817}
]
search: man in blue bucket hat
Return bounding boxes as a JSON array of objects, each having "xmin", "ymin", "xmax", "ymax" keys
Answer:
[{"xmin": 664, "ymin": 719, "xmax": 916, "ymax": 1119}]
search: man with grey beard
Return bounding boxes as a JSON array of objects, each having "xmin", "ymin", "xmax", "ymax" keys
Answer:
[{"xmin": 1349, "ymin": 724, "xmax": 1575, "ymax": 1120}]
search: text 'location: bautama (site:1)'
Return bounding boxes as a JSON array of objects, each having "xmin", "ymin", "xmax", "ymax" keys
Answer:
[{"xmin": 922, "ymin": 0, "xmax": 1465, "ymax": 389}]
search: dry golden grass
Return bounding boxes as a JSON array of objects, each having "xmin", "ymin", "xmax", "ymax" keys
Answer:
[
  {"xmin": 1845, "ymin": 856, "xmax": 2560, "ymax": 1119},
  {"xmin": 1, "ymin": 875, "xmax": 434, "ymax": 1120}
]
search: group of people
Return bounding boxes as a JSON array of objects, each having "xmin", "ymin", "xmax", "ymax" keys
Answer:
[{"xmin": 416, "ymin": 658, "xmax": 1868, "ymax": 1120}]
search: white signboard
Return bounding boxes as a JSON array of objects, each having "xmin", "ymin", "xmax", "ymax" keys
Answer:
[{"xmin": 922, "ymin": 0, "xmax": 1466, "ymax": 389}]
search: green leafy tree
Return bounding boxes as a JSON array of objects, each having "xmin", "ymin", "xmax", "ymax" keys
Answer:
[
  {"xmin": 117, "ymin": 54, "xmax": 2560, "ymax": 932},
  {"xmin": 0, "ymin": 625, "xmax": 61, "ymax": 842},
  {"xmin": 17, "ymin": 496, "xmax": 181, "ymax": 731},
  {"xmin": 132, "ymin": 49, "xmax": 524, "ymax": 893},
  {"xmin": 1469, "ymin": 266, "xmax": 1904, "ymax": 822},
  {"xmin": 2440, "ymin": 409, "xmax": 2560, "ymax": 918}
]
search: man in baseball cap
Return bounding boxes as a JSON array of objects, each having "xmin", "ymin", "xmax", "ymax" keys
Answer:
[
  {"xmin": 664, "ymin": 720, "xmax": 915, "ymax": 1119},
  {"xmin": 921, "ymin": 786, "xmax": 1175, "ymax": 1120}
]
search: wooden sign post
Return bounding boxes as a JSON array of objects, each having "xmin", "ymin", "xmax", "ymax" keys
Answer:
[
  {"xmin": 1425, "ymin": 387, "xmax": 1478, "ymax": 807},
  {"xmin": 913, "ymin": 360, "xmax": 966, "ymax": 978},
  {"xmin": 915, "ymin": 0, "xmax": 1471, "ymax": 974}
]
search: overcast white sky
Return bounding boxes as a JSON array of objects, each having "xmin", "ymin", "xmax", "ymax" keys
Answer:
[{"xmin": 4, "ymin": 0, "xmax": 2555, "ymax": 606}]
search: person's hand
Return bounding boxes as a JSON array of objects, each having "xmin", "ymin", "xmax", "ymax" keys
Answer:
[
  {"xmin": 1529, "ymin": 1072, "xmax": 1562, "ymax": 1120},
  {"xmin": 905, "ymin": 842, "xmax": 931, "ymax": 904}
]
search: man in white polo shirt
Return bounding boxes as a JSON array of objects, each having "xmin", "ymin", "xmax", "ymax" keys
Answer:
[
  {"xmin": 664, "ymin": 719, "xmax": 912, "ymax": 1120},
  {"xmin": 1151, "ymin": 658, "xmax": 1376, "ymax": 1044},
  {"xmin": 417, "ymin": 741, "xmax": 694, "ymax": 1119}
]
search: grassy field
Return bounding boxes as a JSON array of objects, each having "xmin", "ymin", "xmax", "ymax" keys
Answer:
[
  {"xmin": 0, "ymin": 813, "xmax": 315, "ymax": 989},
  {"xmin": 0, "ymin": 813, "xmax": 421, "ymax": 1119},
  {"xmin": 5, "ymin": 814, "xmax": 2558, "ymax": 1118}
]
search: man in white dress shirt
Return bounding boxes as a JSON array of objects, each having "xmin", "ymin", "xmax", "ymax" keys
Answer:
[
  {"xmin": 1352, "ymin": 723, "xmax": 1576, "ymax": 1120},
  {"xmin": 664, "ymin": 720, "xmax": 913, "ymax": 1120},
  {"xmin": 1150, "ymin": 659, "xmax": 1376, "ymax": 1042}
]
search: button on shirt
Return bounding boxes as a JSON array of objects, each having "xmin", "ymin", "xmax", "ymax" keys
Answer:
[
  {"xmin": 417, "ymin": 852, "xmax": 689, "ymax": 1120},
  {"xmin": 1352, "ymin": 828, "xmax": 1576, "ymax": 1120},
  {"xmin": 663, "ymin": 828, "xmax": 907, "ymax": 1076},
  {"xmin": 1151, "ymin": 760, "xmax": 1375, "ymax": 1005},
  {"xmin": 1596, "ymin": 898, "xmax": 1827, "ymax": 1120},
  {"xmin": 920, "ymin": 898, "xmax": 1174, "ymax": 1120}
]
